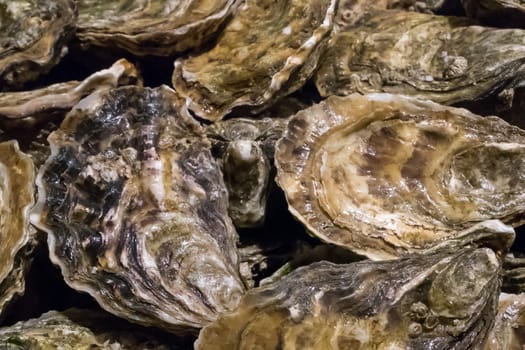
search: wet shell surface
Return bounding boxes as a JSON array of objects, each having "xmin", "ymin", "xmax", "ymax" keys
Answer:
[{"xmin": 31, "ymin": 85, "xmax": 245, "ymax": 333}]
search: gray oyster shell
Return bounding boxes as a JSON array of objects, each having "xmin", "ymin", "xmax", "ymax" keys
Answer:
[
  {"xmin": 462, "ymin": 0, "xmax": 525, "ymax": 28},
  {"xmin": 76, "ymin": 0, "xmax": 240, "ymax": 56},
  {"xmin": 0, "ymin": 0, "xmax": 76, "ymax": 89},
  {"xmin": 196, "ymin": 248, "xmax": 501, "ymax": 349},
  {"xmin": 0, "ymin": 309, "xmax": 188, "ymax": 349},
  {"xmin": 315, "ymin": 10, "xmax": 525, "ymax": 114},
  {"xmin": 275, "ymin": 94, "xmax": 521, "ymax": 259},
  {"xmin": 0, "ymin": 141, "xmax": 35, "ymax": 317},
  {"xmin": 172, "ymin": 0, "xmax": 337, "ymax": 121},
  {"xmin": 0, "ymin": 59, "xmax": 142, "ymax": 128},
  {"xmin": 206, "ymin": 117, "xmax": 289, "ymax": 228},
  {"xmin": 484, "ymin": 293, "xmax": 525, "ymax": 349},
  {"xmin": 31, "ymin": 85, "xmax": 245, "ymax": 333}
]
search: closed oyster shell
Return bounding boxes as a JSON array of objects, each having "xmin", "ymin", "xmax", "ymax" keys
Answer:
[
  {"xmin": 76, "ymin": 0, "xmax": 239, "ymax": 56},
  {"xmin": 0, "ymin": 0, "xmax": 76, "ymax": 88},
  {"xmin": 0, "ymin": 309, "xmax": 188, "ymax": 349},
  {"xmin": 315, "ymin": 10, "xmax": 525, "ymax": 112},
  {"xmin": 31, "ymin": 86, "xmax": 245, "ymax": 333},
  {"xmin": 462, "ymin": 0, "xmax": 525, "ymax": 28},
  {"xmin": 206, "ymin": 117, "xmax": 289, "ymax": 227},
  {"xmin": 0, "ymin": 59, "xmax": 141, "ymax": 128},
  {"xmin": 196, "ymin": 248, "xmax": 501, "ymax": 349},
  {"xmin": 0, "ymin": 140, "xmax": 34, "ymax": 316},
  {"xmin": 172, "ymin": 0, "xmax": 337, "ymax": 121},
  {"xmin": 275, "ymin": 94, "xmax": 522, "ymax": 259},
  {"xmin": 484, "ymin": 293, "xmax": 525, "ymax": 349}
]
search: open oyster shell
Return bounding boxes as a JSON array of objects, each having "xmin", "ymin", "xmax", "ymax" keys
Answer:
[
  {"xmin": 484, "ymin": 293, "xmax": 525, "ymax": 349},
  {"xmin": 206, "ymin": 117, "xmax": 289, "ymax": 228},
  {"xmin": 0, "ymin": 0, "xmax": 76, "ymax": 89},
  {"xmin": 315, "ymin": 10, "xmax": 525, "ymax": 113},
  {"xmin": 462, "ymin": 0, "xmax": 525, "ymax": 28},
  {"xmin": 31, "ymin": 86, "xmax": 245, "ymax": 333},
  {"xmin": 0, "ymin": 59, "xmax": 141, "ymax": 128},
  {"xmin": 76, "ymin": 0, "xmax": 239, "ymax": 56},
  {"xmin": 0, "ymin": 309, "xmax": 188, "ymax": 349},
  {"xmin": 196, "ymin": 248, "xmax": 501, "ymax": 349},
  {"xmin": 0, "ymin": 140, "xmax": 35, "ymax": 316},
  {"xmin": 275, "ymin": 93, "xmax": 522, "ymax": 259},
  {"xmin": 172, "ymin": 0, "xmax": 337, "ymax": 121}
]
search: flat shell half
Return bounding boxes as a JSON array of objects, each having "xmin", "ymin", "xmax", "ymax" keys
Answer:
[
  {"xmin": 276, "ymin": 94, "xmax": 523, "ymax": 259},
  {"xmin": 77, "ymin": 0, "xmax": 240, "ymax": 56},
  {"xmin": 172, "ymin": 0, "xmax": 337, "ymax": 121},
  {"xmin": 31, "ymin": 86, "xmax": 245, "ymax": 333},
  {"xmin": 197, "ymin": 248, "xmax": 501, "ymax": 349}
]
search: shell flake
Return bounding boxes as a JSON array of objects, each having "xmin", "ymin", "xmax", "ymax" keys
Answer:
[
  {"xmin": 172, "ymin": 0, "xmax": 337, "ymax": 121},
  {"xmin": 196, "ymin": 248, "xmax": 501, "ymax": 349},
  {"xmin": 31, "ymin": 86, "xmax": 245, "ymax": 333},
  {"xmin": 275, "ymin": 94, "xmax": 522, "ymax": 259}
]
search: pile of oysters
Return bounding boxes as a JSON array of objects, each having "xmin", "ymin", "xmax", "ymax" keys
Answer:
[{"xmin": 2, "ymin": 0, "xmax": 525, "ymax": 348}]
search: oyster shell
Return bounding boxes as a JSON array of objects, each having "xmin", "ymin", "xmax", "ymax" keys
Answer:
[
  {"xmin": 484, "ymin": 293, "xmax": 525, "ymax": 349},
  {"xmin": 275, "ymin": 94, "xmax": 522, "ymax": 259},
  {"xmin": 315, "ymin": 10, "xmax": 525, "ymax": 113},
  {"xmin": 461, "ymin": 0, "xmax": 525, "ymax": 28},
  {"xmin": 172, "ymin": 0, "xmax": 337, "ymax": 121},
  {"xmin": 206, "ymin": 117, "xmax": 289, "ymax": 227},
  {"xmin": 0, "ymin": 0, "xmax": 76, "ymax": 89},
  {"xmin": 0, "ymin": 309, "xmax": 187, "ymax": 349},
  {"xmin": 196, "ymin": 248, "xmax": 501, "ymax": 349},
  {"xmin": 31, "ymin": 86, "xmax": 245, "ymax": 333},
  {"xmin": 76, "ymin": 0, "xmax": 239, "ymax": 56},
  {"xmin": 0, "ymin": 140, "xmax": 34, "ymax": 316},
  {"xmin": 0, "ymin": 59, "xmax": 141, "ymax": 128}
]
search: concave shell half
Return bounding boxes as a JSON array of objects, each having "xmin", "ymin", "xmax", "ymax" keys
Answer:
[{"xmin": 31, "ymin": 85, "xmax": 245, "ymax": 333}]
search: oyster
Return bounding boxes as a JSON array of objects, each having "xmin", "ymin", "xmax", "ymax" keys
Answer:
[
  {"xmin": 0, "ymin": 309, "xmax": 188, "ymax": 349},
  {"xmin": 0, "ymin": 59, "xmax": 141, "ymax": 128},
  {"xmin": 206, "ymin": 117, "xmax": 289, "ymax": 227},
  {"xmin": 31, "ymin": 86, "xmax": 245, "ymax": 332},
  {"xmin": 0, "ymin": 141, "xmax": 34, "ymax": 317},
  {"xmin": 461, "ymin": 0, "xmax": 525, "ymax": 28},
  {"xmin": 0, "ymin": 0, "xmax": 76, "ymax": 89},
  {"xmin": 76, "ymin": 0, "xmax": 239, "ymax": 56},
  {"xmin": 196, "ymin": 248, "xmax": 501, "ymax": 349},
  {"xmin": 484, "ymin": 293, "xmax": 525, "ymax": 349},
  {"xmin": 276, "ymin": 93, "xmax": 522, "ymax": 259},
  {"xmin": 315, "ymin": 10, "xmax": 525, "ymax": 115},
  {"xmin": 172, "ymin": 0, "xmax": 337, "ymax": 121}
]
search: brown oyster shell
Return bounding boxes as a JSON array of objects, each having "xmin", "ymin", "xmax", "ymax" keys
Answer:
[
  {"xmin": 0, "ymin": 0, "xmax": 76, "ymax": 88},
  {"xmin": 484, "ymin": 293, "xmax": 525, "ymax": 349},
  {"xmin": 76, "ymin": 0, "xmax": 240, "ymax": 56},
  {"xmin": 0, "ymin": 308, "xmax": 189, "ymax": 349},
  {"xmin": 196, "ymin": 248, "xmax": 501, "ymax": 349},
  {"xmin": 0, "ymin": 59, "xmax": 142, "ymax": 128},
  {"xmin": 275, "ymin": 93, "xmax": 522, "ymax": 259},
  {"xmin": 172, "ymin": 0, "xmax": 337, "ymax": 121},
  {"xmin": 0, "ymin": 140, "xmax": 35, "ymax": 315},
  {"xmin": 315, "ymin": 10, "xmax": 525, "ymax": 115},
  {"xmin": 462, "ymin": 0, "xmax": 525, "ymax": 28},
  {"xmin": 31, "ymin": 85, "xmax": 245, "ymax": 333}
]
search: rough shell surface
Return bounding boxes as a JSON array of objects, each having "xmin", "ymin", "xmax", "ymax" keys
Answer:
[
  {"xmin": 0, "ymin": 308, "xmax": 187, "ymax": 349},
  {"xmin": 0, "ymin": 0, "xmax": 76, "ymax": 88},
  {"xmin": 76, "ymin": 0, "xmax": 240, "ymax": 56},
  {"xmin": 276, "ymin": 93, "xmax": 522, "ymax": 259},
  {"xmin": 196, "ymin": 248, "xmax": 501, "ymax": 349},
  {"xmin": 0, "ymin": 59, "xmax": 142, "ymax": 128},
  {"xmin": 0, "ymin": 140, "xmax": 34, "ymax": 316},
  {"xmin": 315, "ymin": 10, "xmax": 525, "ymax": 112},
  {"xmin": 31, "ymin": 86, "xmax": 245, "ymax": 333},
  {"xmin": 172, "ymin": 0, "xmax": 337, "ymax": 121},
  {"xmin": 484, "ymin": 293, "xmax": 525, "ymax": 349},
  {"xmin": 206, "ymin": 117, "xmax": 289, "ymax": 228}
]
